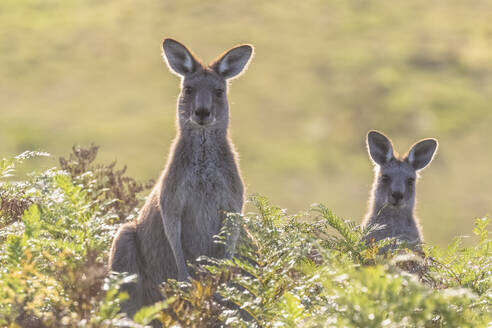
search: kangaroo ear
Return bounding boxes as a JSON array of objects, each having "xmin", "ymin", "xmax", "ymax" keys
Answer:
[
  {"xmin": 406, "ymin": 138, "xmax": 438, "ymax": 170},
  {"xmin": 210, "ymin": 44, "xmax": 254, "ymax": 80},
  {"xmin": 162, "ymin": 38, "xmax": 199, "ymax": 76},
  {"xmin": 367, "ymin": 130, "xmax": 395, "ymax": 165}
]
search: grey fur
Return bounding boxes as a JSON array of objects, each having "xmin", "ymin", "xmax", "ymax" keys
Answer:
[
  {"xmin": 109, "ymin": 38, "xmax": 254, "ymax": 319},
  {"xmin": 362, "ymin": 130, "xmax": 438, "ymax": 250}
]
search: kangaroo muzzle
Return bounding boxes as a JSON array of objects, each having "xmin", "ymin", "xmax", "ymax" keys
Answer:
[{"xmin": 193, "ymin": 107, "xmax": 212, "ymax": 125}]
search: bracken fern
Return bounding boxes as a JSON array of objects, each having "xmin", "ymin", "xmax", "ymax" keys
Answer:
[{"xmin": 0, "ymin": 149, "xmax": 489, "ymax": 327}]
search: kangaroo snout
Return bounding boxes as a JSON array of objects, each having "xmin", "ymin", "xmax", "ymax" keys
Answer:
[
  {"xmin": 195, "ymin": 107, "xmax": 211, "ymax": 119},
  {"xmin": 391, "ymin": 191, "xmax": 403, "ymax": 204},
  {"xmin": 194, "ymin": 107, "xmax": 212, "ymax": 125}
]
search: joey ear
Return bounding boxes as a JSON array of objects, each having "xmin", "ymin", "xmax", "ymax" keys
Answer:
[
  {"xmin": 406, "ymin": 138, "xmax": 438, "ymax": 170},
  {"xmin": 366, "ymin": 130, "xmax": 395, "ymax": 165},
  {"xmin": 162, "ymin": 38, "xmax": 200, "ymax": 76},
  {"xmin": 210, "ymin": 44, "xmax": 254, "ymax": 80}
]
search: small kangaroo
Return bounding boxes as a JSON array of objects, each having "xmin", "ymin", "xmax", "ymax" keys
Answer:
[
  {"xmin": 109, "ymin": 38, "xmax": 254, "ymax": 318},
  {"xmin": 362, "ymin": 130, "xmax": 438, "ymax": 249}
]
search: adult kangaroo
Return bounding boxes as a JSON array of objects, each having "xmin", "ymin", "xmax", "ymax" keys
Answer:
[
  {"xmin": 362, "ymin": 130, "xmax": 438, "ymax": 251},
  {"xmin": 109, "ymin": 38, "xmax": 254, "ymax": 318}
]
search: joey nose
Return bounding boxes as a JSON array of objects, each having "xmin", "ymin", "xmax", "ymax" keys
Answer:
[
  {"xmin": 391, "ymin": 191, "xmax": 403, "ymax": 202},
  {"xmin": 195, "ymin": 108, "xmax": 210, "ymax": 121}
]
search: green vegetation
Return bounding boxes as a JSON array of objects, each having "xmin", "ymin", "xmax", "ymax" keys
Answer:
[
  {"xmin": 1, "ymin": 0, "xmax": 491, "ymax": 246},
  {"xmin": 1, "ymin": 150, "xmax": 490, "ymax": 327}
]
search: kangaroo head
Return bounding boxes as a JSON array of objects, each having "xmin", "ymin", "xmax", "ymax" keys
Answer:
[
  {"xmin": 367, "ymin": 130, "xmax": 438, "ymax": 211},
  {"xmin": 162, "ymin": 38, "xmax": 254, "ymax": 129}
]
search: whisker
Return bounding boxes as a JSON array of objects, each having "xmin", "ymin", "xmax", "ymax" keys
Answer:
[{"xmin": 377, "ymin": 202, "xmax": 391, "ymax": 217}]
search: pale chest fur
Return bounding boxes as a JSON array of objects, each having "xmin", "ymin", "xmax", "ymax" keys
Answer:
[
  {"xmin": 365, "ymin": 211, "xmax": 423, "ymax": 245},
  {"xmin": 177, "ymin": 156, "xmax": 242, "ymax": 215},
  {"xmin": 178, "ymin": 132, "xmax": 242, "ymax": 210},
  {"xmin": 161, "ymin": 130, "xmax": 244, "ymax": 260}
]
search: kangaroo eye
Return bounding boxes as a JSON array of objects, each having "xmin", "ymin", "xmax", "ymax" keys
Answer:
[
  {"xmin": 215, "ymin": 89, "xmax": 224, "ymax": 97},
  {"xmin": 381, "ymin": 175, "xmax": 391, "ymax": 183},
  {"xmin": 407, "ymin": 178, "xmax": 415, "ymax": 185},
  {"xmin": 183, "ymin": 86, "xmax": 193, "ymax": 95}
]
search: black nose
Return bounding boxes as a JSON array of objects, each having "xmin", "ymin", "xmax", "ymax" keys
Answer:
[
  {"xmin": 195, "ymin": 108, "xmax": 210, "ymax": 121},
  {"xmin": 391, "ymin": 191, "xmax": 403, "ymax": 202}
]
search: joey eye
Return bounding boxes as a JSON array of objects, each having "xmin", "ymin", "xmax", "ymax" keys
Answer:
[
  {"xmin": 407, "ymin": 178, "xmax": 415, "ymax": 185},
  {"xmin": 381, "ymin": 175, "xmax": 391, "ymax": 183},
  {"xmin": 215, "ymin": 89, "xmax": 224, "ymax": 98},
  {"xmin": 183, "ymin": 86, "xmax": 193, "ymax": 95}
]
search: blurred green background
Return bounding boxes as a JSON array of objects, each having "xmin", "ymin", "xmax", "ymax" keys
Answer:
[{"xmin": 1, "ymin": 0, "xmax": 491, "ymax": 245}]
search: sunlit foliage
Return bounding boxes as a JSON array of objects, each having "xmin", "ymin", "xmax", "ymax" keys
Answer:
[{"xmin": 0, "ymin": 149, "xmax": 490, "ymax": 327}]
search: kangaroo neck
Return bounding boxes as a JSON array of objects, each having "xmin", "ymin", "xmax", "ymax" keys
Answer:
[
  {"xmin": 370, "ymin": 201, "xmax": 414, "ymax": 224},
  {"xmin": 175, "ymin": 126, "xmax": 231, "ymax": 165},
  {"xmin": 178, "ymin": 126, "xmax": 227, "ymax": 144}
]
